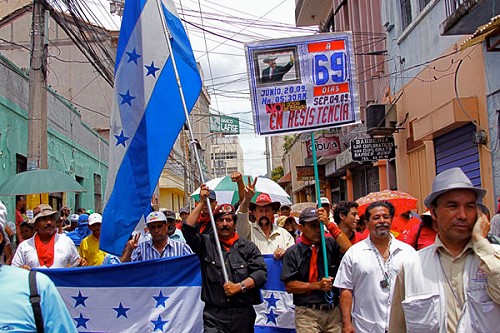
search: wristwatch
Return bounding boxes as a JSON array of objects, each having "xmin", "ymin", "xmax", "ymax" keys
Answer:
[{"xmin": 240, "ymin": 281, "xmax": 247, "ymax": 293}]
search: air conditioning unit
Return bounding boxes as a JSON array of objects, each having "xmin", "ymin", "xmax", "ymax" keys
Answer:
[{"xmin": 365, "ymin": 103, "xmax": 397, "ymax": 136}]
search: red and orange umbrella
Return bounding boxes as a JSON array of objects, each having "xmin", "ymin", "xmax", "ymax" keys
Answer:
[
  {"xmin": 356, "ymin": 189, "xmax": 419, "ymax": 239},
  {"xmin": 356, "ymin": 189, "xmax": 418, "ymax": 216}
]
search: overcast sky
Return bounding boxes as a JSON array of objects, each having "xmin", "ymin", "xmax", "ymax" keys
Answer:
[
  {"xmin": 95, "ymin": 0, "xmax": 315, "ymax": 176},
  {"xmin": 178, "ymin": 0, "xmax": 315, "ymax": 176}
]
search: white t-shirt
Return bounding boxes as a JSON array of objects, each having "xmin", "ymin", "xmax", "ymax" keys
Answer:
[
  {"xmin": 12, "ymin": 233, "xmax": 81, "ymax": 268},
  {"xmin": 333, "ymin": 236, "xmax": 416, "ymax": 333}
]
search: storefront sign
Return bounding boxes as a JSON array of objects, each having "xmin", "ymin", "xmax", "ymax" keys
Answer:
[
  {"xmin": 209, "ymin": 115, "xmax": 240, "ymax": 134},
  {"xmin": 350, "ymin": 137, "xmax": 395, "ymax": 162},
  {"xmin": 296, "ymin": 165, "xmax": 325, "ymax": 181},
  {"xmin": 306, "ymin": 135, "xmax": 341, "ymax": 158},
  {"xmin": 245, "ymin": 33, "xmax": 360, "ymax": 136}
]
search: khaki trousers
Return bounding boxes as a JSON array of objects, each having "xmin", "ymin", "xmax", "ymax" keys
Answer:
[{"xmin": 295, "ymin": 305, "xmax": 342, "ymax": 333}]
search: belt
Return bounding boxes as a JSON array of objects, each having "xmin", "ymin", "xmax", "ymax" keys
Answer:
[{"xmin": 302, "ymin": 303, "xmax": 336, "ymax": 311}]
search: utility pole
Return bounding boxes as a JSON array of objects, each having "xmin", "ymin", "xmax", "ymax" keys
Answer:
[
  {"xmin": 265, "ymin": 136, "xmax": 271, "ymax": 178},
  {"xmin": 27, "ymin": 0, "xmax": 48, "ymax": 170}
]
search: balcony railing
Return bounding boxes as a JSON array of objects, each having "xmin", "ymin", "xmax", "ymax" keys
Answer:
[
  {"xmin": 441, "ymin": 0, "xmax": 499, "ymax": 35},
  {"xmin": 444, "ymin": 0, "xmax": 465, "ymax": 18}
]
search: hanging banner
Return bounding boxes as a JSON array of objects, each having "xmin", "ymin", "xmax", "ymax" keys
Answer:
[{"xmin": 245, "ymin": 32, "xmax": 360, "ymax": 136}]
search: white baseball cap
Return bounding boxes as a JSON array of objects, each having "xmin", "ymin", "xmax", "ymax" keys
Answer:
[
  {"xmin": 320, "ymin": 197, "xmax": 331, "ymax": 205},
  {"xmin": 88, "ymin": 213, "xmax": 103, "ymax": 225}
]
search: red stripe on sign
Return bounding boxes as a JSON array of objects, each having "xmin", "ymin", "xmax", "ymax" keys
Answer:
[
  {"xmin": 308, "ymin": 40, "xmax": 345, "ymax": 53},
  {"xmin": 313, "ymin": 83, "xmax": 349, "ymax": 96}
]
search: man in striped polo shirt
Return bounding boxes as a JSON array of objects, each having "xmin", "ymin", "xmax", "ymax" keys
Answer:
[{"xmin": 121, "ymin": 211, "xmax": 193, "ymax": 262}]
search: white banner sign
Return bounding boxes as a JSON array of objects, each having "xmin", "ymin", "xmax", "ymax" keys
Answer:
[{"xmin": 245, "ymin": 32, "xmax": 360, "ymax": 136}]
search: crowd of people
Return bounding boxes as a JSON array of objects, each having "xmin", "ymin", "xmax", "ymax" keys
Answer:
[{"xmin": 1, "ymin": 167, "xmax": 499, "ymax": 332}]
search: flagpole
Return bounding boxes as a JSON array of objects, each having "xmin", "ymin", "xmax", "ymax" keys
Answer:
[
  {"xmin": 311, "ymin": 132, "xmax": 333, "ymax": 303},
  {"xmin": 155, "ymin": 0, "xmax": 229, "ymax": 283}
]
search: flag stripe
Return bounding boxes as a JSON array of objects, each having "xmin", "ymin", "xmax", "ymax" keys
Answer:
[
  {"xmin": 39, "ymin": 255, "xmax": 202, "ymax": 287},
  {"xmin": 101, "ymin": 0, "xmax": 201, "ymax": 255}
]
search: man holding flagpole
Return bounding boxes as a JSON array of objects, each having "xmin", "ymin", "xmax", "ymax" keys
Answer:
[
  {"xmin": 183, "ymin": 185, "xmax": 267, "ymax": 333},
  {"xmin": 100, "ymin": 0, "xmax": 202, "ymax": 256}
]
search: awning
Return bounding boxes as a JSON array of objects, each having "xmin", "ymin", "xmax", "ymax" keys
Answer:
[
  {"xmin": 461, "ymin": 15, "xmax": 500, "ymax": 51},
  {"xmin": 278, "ymin": 172, "xmax": 291, "ymax": 184}
]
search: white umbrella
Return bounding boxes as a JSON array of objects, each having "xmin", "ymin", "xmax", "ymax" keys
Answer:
[{"xmin": 190, "ymin": 175, "xmax": 292, "ymax": 206}]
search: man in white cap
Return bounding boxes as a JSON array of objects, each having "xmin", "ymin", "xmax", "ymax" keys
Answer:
[
  {"xmin": 79, "ymin": 213, "xmax": 107, "ymax": 266},
  {"xmin": 12, "ymin": 204, "xmax": 86, "ymax": 269},
  {"xmin": 121, "ymin": 211, "xmax": 192, "ymax": 262},
  {"xmin": 389, "ymin": 167, "xmax": 500, "ymax": 333},
  {"xmin": 261, "ymin": 54, "xmax": 294, "ymax": 83}
]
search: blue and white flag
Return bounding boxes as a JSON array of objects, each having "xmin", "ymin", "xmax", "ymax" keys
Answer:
[
  {"xmin": 42, "ymin": 255, "xmax": 204, "ymax": 333},
  {"xmin": 255, "ymin": 255, "xmax": 296, "ymax": 333},
  {"xmin": 101, "ymin": 0, "xmax": 202, "ymax": 255},
  {"xmin": 43, "ymin": 255, "xmax": 296, "ymax": 332}
]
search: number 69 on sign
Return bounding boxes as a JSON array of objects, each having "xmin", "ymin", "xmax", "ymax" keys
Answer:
[{"xmin": 312, "ymin": 52, "xmax": 348, "ymax": 85}]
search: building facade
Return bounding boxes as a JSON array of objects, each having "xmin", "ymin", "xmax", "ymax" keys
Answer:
[
  {"xmin": 384, "ymin": 0, "xmax": 497, "ymax": 211},
  {"xmin": 0, "ymin": 54, "xmax": 108, "ymax": 220}
]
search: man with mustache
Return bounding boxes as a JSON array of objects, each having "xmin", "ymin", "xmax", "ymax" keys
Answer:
[
  {"xmin": 121, "ymin": 211, "xmax": 192, "ymax": 262},
  {"xmin": 389, "ymin": 168, "xmax": 500, "ymax": 333},
  {"xmin": 334, "ymin": 201, "xmax": 415, "ymax": 333},
  {"xmin": 182, "ymin": 186, "xmax": 267, "ymax": 333},
  {"xmin": 0, "ymin": 224, "xmax": 78, "ymax": 332},
  {"xmin": 12, "ymin": 204, "xmax": 87, "ymax": 269},
  {"xmin": 160, "ymin": 209, "xmax": 186, "ymax": 243},
  {"xmin": 232, "ymin": 172, "xmax": 294, "ymax": 259}
]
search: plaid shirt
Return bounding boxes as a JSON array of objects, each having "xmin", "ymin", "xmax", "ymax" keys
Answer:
[{"xmin": 131, "ymin": 238, "xmax": 193, "ymax": 262}]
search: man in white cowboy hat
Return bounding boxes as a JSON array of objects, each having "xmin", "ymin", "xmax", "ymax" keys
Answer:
[
  {"xmin": 261, "ymin": 54, "xmax": 294, "ymax": 84},
  {"xmin": 238, "ymin": 189, "xmax": 294, "ymax": 259},
  {"xmin": 389, "ymin": 167, "xmax": 500, "ymax": 333},
  {"xmin": 12, "ymin": 204, "xmax": 86, "ymax": 269}
]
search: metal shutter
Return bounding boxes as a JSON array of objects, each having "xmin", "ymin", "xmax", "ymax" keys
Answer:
[
  {"xmin": 352, "ymin": 164, "xmax": 380, "ymax": 199},
  {"xmin": 434, "ymin": 123, "xmax": 481, "ymax": 187}
]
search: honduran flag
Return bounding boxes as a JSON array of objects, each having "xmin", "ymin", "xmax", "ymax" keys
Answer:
[
  {"xmin": 100, "ymin": 0, "xmax": 202, "ymax": 256},
  {"xmin": 42, "ymin": 255, "xmax": 296, "ymax": 332}
]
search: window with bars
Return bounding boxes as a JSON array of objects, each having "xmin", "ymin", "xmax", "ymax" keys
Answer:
[{"xmin": 400, "ymin": 0, "xmax": 412, "ymax": 30}]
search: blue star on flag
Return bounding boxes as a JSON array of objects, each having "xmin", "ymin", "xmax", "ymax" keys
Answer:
[
  {"xmin": 119, "ymin": 90, "xmax": 136, "ymax": 106},
  {"xmin": 126, "ymin": 47, "xmax": 141, "ymax": 64},
  {"xmin": 113, "ymin": 302, "xmax": 130, "ymax": 318},
  {"xmin": 145, "ymin": 61, "xmax": 160, "ymax": 78},
  {"xmin": 265, "ymin": 309, "xmax": 279, "ymax": 325},
  {"xmin": 114, "ymin": 130, "xmax": 130, "ymax": 147},
  {"xmin": 153, "ymin": 290, "xmax": 169, "ymax": 308},
  {"xmin": 73, "ymin": 313, "xmax": 90, "ymax": 329},
  {"xmin": 151, "ymin": 314, "xmax": 168, "ymax": 331},
  {"xmin": 264, "ymin": 292, "xmax": 280, "ymax": 309},
  {"xmin": 71, "ymin": 291, "xmax": 89, "ymax": 308}
]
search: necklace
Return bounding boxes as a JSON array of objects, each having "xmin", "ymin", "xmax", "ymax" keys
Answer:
[
  {"xmin": 369, "ymin": 238, "xmax": 394, "ymax": 332},
  {"xmin": 370, "ymin": 238, "xmax": 393, "ymax": 289}
]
